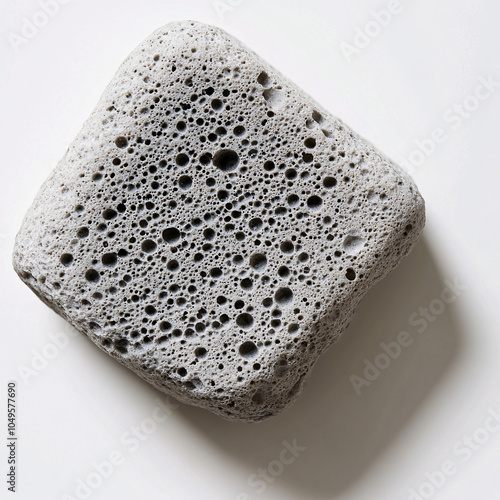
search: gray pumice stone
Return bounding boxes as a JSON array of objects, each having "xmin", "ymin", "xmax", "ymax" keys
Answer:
[{"xmin": 13, "ymin": 21, "xmax": 425, "ymax": 421}]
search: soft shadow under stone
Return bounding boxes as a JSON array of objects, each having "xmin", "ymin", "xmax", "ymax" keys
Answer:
[{"xmin": 179, "ymin": 237, "xmax": 463, "ymax": 496}]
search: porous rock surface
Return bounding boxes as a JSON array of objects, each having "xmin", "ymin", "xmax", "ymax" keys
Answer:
[{"xmin": 13, "ymin": 21, "xmax": 425, "ymax": 421}]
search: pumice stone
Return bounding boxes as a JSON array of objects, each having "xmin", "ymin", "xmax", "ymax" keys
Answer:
[{"xmin": 13, "ymin": 21, "xmax": 425, "ymax": 421}]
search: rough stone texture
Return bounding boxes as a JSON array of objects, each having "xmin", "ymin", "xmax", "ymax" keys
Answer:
[{"xmin": 13, "ymin": 21, "xmax": 425, "ymax": 422}]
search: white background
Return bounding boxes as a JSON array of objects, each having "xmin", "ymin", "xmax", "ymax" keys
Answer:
[{"xmin": 1, "ymin": 1, "xmax": 499, "ymax": 499}]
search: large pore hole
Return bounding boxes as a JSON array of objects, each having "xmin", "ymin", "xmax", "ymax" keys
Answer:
[
  {"xmin": 307, "ymin": 195, "xmax": 323, "ymax": 210},
  {"xmin": 115, "ymin": 338, "xmax": 129, "ymax": 353},
  {"xmin": 312, "ymin": 110, "xmax": 324, "ymax": 124},
  {"xmin": 102, "ymin": 253, "xmax": 117, "ymax": 267},
  {"xmin": 236, "ymin": 313, "xmax": 254, "ymax": 330},
  {"xmin": 162, "ymin": 227, "xmax": 180, "ymax": 244},
  {"xmin": 257, "ymin": 71, "xmax": 270, "ymax": 87},
  {"xmin": 239, "ymin": 340, "xmax": 258, "ymax": 358},
  {"xmin": 60, "ymin": 253, "xmax": 73, "ymax": 266},
  {"xmin": 102, "ymin": 208, "xmax": 117, "ymax": 220},
  {"xmin": 278, "ymin": 266, "xmax": 290, "ymax": 277},
  {"xmin": 77, "ymin": 227, "xmax": 89, "ymax": 238},
  {"xmin": 176, "ymin": 153, "xmax": 189, "ymax": 166},
  {"xmin": 323, "ymin": 176, "xmax": 337, "ymax": 188},
  {"xmin": 346, "ymin": 268, "xmax": 357, "ymax": 281},
  {"xmin": 141, "ymin": 239, "xmax": 157, "ymax": 253},
  {"xmin": 263, "ymin": 88, "xmax": 285, "ymax": 110},
  {"xmin": 280, "ymin": 241, "xmax": 294, "ymax": 254},
  {"xmin": 211, "ymin": 99, "xmax": 223, "ymax": 110},
  {"xmin": 240, "ymin": 278, "xmax": 253, "ymax": 290},
  {"xmin": 275, "ymin": 287, "xmax": 293, "ymax": 305},
  {"xmin": 213, "ymin": 149, "xmax": 239, "ymax": 172},
  {"xmin": 85, "ymin": 269, "xmax": 100, "ymax": 283},
  {"xmin": 178, "ymin": 175, "xmax": 192, "ymax": 190},
  {"xmin": 304, "ymin": 137, "xmax": 316, "ymax": 148},
  {"xmin": 343, "ymin": 234, "xmax": 365, "ymax": 255},
  {"xmin": 249, "ymin": 217, "xmax": 263, "ymax": 231},
  {"xmin": 249, "ymin": 253, "xmax": 267, "ymax": 271},
  {"xmin": 115, "ymin": 136, "xmax": 128, "ymax": 148},
  {"xmin": 195, "ymin": 347, "xmax": 207, "ymax": 359}
]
